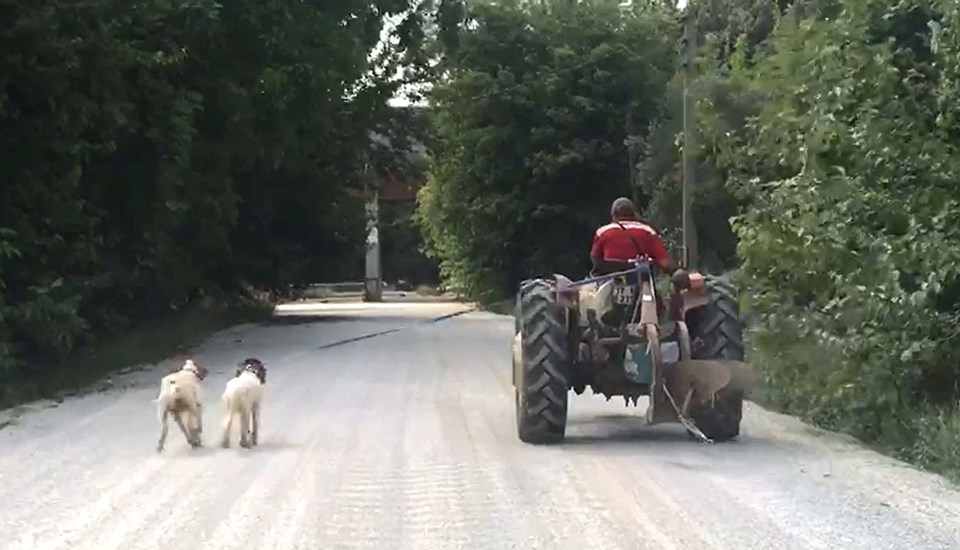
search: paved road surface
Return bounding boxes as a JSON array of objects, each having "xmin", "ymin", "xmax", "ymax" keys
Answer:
[{"xmin": 2, "ymin": 302, "xmax": 960, "ymax": 549}]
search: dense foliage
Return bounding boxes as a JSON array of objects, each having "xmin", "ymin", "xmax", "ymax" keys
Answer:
[
  {"xmin": 0, "ymin": 0, "xmax": 430, "ymax": 385},
  {"xmin": 419, "ymin": 0, "xmax": 960, "ymax": 477},
  {"xmin": 715, "ymin": 0, "xmax": 960, "ymax": 470},
  {"xmin": 415, "ymin": 0, "xmax": 678, "ymax": 303}
]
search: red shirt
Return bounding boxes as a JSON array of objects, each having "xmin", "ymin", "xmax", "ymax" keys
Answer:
[{"xmin": 590, "ymin": 220, "xmax": 671, "ymax": 270}]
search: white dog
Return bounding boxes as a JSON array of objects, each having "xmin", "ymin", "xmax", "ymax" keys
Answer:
[
  {"xmin": 220, "ymin": 358, "xmax": 267, "ymax": 449},
  {"xmin": 154, "ymin": 359, "xmax": 209, "ymax": 452}
]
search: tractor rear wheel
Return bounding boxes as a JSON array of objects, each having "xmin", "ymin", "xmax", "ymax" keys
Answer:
[
  {"xmin": 687, "ymin": 276, "xmax": 745, "ymax": 442},
  {"xmin": 514, "ymin": 279, "xmax": 571, "ymax": 444}
]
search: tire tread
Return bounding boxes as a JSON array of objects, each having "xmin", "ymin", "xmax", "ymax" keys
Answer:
[{"xmin": 515, "ymin": 279, "xmax": 570, "ymax": 444}]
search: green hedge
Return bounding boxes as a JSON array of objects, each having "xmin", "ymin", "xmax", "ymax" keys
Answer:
[{"xmin": 1, "ymin": 0, "xmax": 430, "ymax": 384}]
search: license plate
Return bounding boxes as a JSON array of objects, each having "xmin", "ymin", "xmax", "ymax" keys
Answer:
[{"xmin": 613, "ymin": 284, "xmax": 636, "ymax": 305}]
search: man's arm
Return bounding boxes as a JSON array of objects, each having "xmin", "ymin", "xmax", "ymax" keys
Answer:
[
  {"xmin": 589, "ymin": 230, "xmax": 604, "ymax": 271},
  {"xmin": 647, "ymin": 233, "xmax": 676, "ymax": 274}
]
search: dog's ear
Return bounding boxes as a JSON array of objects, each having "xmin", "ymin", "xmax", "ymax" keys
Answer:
[
  {"xmin": 234, "ymin": 367, "xmax": 243, "ymax": 378},
  {"xmin": 258, "ymin": 367, "xmax": 267, "ymax": 384}
]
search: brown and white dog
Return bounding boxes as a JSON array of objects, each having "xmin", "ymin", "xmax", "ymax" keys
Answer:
[
  {"xmin": 220, "ymin": 358, "xmax": 268, "ymax": 449},
  {"xmin": 154, "ymin": 359, "xmax": 209, "ymax": 453}
]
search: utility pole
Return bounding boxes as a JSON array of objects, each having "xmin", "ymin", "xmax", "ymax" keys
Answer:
[
  {"xmin": 363, "ymin": 161, "xmax": 382, "ymax": 302},
  {"xmin": 679, "ymin": 10, "xmax": 699, "ymax": 270},
  {"xmin": 625, "ymin": 114, "xmax": 641, "ymax": 207}
]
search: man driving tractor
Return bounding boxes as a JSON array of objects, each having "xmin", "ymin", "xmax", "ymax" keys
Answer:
[{"xmin": 589, "ymin": 197, "xmax": 675, "ymax": 275}]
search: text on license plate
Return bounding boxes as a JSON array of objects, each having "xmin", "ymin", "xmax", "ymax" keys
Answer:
[{"xmin": 613, "ymin": 285, "xmax": 636, "ymax": 305}]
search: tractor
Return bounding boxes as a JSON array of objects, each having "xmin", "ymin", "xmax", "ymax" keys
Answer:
[{"xmin": 510, "ymin": 255, "xmax": 754, "ymax": 444}]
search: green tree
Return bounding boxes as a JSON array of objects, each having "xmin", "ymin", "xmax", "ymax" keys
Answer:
[
  {"xmin": 0, "ymin": 0, "xmax": 432, "ymax": 389},
  {"xmin": 416, "ymin": 0, "xmax": 678, "ymax": 302},
  {"xmin": 714, "ymin": 0, "xmax": 960, "ymax": 471},
  {"xmin": 638, "ymin": 0, "xmax": 840, "ymax": 273}
]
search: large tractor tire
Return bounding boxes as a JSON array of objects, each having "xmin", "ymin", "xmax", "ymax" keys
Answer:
[
  {"xmin": 514, "ymin": 279, "xmax": 571, "ymax": 444},
  {"xmin": 687, "ymin": 275, "xmax": 746, "ymax": 442}
]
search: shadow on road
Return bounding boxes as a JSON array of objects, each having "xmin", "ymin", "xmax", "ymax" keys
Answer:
[
  {"xmin": 262, "ymin": 314, "xmax": 370, "ymax": 326},
  {"xmin": 561, "ymin": 413, "xmax": 799, "ymax": 456},
  {"xmin": 563, "ymin": 426, "xmax": 694, "ymax": 446}
]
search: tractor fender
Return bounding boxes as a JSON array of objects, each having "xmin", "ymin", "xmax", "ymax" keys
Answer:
[
  {"xmin": 674, "ymin": 271, "xmax": 711, "ymax": 317},
  {"xmin": 553, "ymin": 273, "xmax": 580, "ymax": 310},
  {"xmin": 680, "ymin": 289, "xmax": 710, "ymax": 317}
]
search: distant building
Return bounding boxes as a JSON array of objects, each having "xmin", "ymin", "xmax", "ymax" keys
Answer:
[
  {"xmin": 360, "ymin": 106, "xmax": 428, "ymax": 204},
  {"xmin": 376, "ymin": 163, "xmax": 423, "ymax": 203}
]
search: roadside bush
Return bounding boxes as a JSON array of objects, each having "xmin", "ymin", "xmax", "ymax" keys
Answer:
[
  {"xmin": 716, "ymin": 0, "xmax": 960, "ymax": 475},
  {"xmin": 0, "ymin": 0, "xmax": 429, "ymax": 387}
]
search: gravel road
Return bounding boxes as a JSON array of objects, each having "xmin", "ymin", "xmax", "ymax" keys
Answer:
[{"xmin": 2, "ymin": 302, "xmax": 960, "ymax": 550}]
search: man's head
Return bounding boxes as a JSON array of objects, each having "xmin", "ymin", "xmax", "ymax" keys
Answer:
[{"xmin": 610, "ymin": 197, "xmax": 637, "ymax": 221}]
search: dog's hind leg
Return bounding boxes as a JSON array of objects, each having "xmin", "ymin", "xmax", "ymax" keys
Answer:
[
  {"xmin": 173, "ymin": 411, "xmax": 196, "ymax": 448},
  {"xmin": 251, "ymin": 402, "xmax": 260, "ymax": 446},
  {"xmin": 220, "ymin": 395, "xmax": 233, "ymax": 448},
  {"xmin": 239, "ymin": 407, "xmax": 252, "ymax": 449},
  {"xmin": 190, "ymin": 404, "xmax": 203, "ymax": 447},
  {"xmin": 195, "ymin": 402, "xmax": 204, "ymax": 439},
  {"xmin": 157, "ymin": 409, "xmax": 170, "ymax": 453}
]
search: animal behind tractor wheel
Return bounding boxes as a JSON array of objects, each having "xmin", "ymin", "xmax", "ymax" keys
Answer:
[
  {"xmin": 514, "ymin": 279, "xmax": 571, "ymax": 444},
  {"xmin": 686, "ymin": 276, "xmax": 746, "ymax": 442}
]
